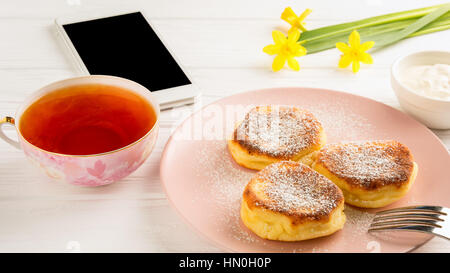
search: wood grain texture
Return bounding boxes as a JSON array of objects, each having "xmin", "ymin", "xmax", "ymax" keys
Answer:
[{"xmin": 0, "ymin": 0, "xmax": 449, "ymax": 252}]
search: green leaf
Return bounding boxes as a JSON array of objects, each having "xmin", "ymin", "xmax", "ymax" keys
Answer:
[
  {"xmin": 302, "ymin": 11, "xmax": 450, "ymax": 54},
  {"xmin": 299, "ymin": 4, "xmax": 445, "ymax": 43},
  {"xmin": 411, "ymin": 20, "xmax": 450, "ymax": 37},
  {"xmin": 373, "ymin": 3, "xmax": 450, "ymax": 48}
]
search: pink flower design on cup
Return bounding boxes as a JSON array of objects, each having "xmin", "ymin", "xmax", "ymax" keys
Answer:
[{"xmin": 87, "ymin": 160, "xmax": 107, "ymax": 179}]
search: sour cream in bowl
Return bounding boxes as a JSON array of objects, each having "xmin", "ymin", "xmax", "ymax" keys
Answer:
[{"xmin": 391, "ymin": 51, "xmax": 450, "ymax": 129}]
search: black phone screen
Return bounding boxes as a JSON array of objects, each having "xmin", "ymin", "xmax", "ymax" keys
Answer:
[{"xmin": 62, "ymin": 12, "xmax": 191, "ymax": 92}]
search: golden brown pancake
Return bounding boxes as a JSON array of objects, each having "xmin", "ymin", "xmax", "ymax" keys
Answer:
[
  {"xmin": 307, "ymin": 140, "xmax": 418, "ymax": 208},
  {"xmin": 241, "ymin": 161, "xmax": 346, "ymax": 241},
  {"xmin": 228, "ymin": 106, "xmax": 326, "ymax": 170}
]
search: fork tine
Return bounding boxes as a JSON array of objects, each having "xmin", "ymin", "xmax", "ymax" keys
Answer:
[
  {"xmin": 369, "ymin": 206, "xmax": 450, "ymax": 240},
  {"xmin": 372, "ymin": 213, "xmax": 445, "ymax": 223},
  {"xmin": 375, "ymin": 205, "xmax": 446, "ymax": 216},
  {"xmin": 368, "ymin": 224, "xmax": 436, "ymax": 233},
  {"xmin": 370, "ymin": 219, "xmax": 442, "ymax": 228}
]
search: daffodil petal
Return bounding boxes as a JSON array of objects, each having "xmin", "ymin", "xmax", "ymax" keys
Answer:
[
  {"xmin": 298, "ymin": 23, "xmax": 307, "ymax": 32},
  {"xmin": 263, "ymin": 44, "xmax": 280, "ymax": 55},
  {"xmin": 336, "ymin": 42, "xmax": 350, "ymax": 53},
  {"xmin": 288, "ymin": 30, "xmax": 300, "ymax": 43},
  {"xmin": 338, "ymin": 54, "xmax": 352, "ymax": 68},
  {"xmin": 288, "ymin": 26, "xmax": 299, "ymax": 35},
  {"xmin": 360, "ymin": 41, "xmax": 375, "ymax": 51},
  {"xmin": 281, "ymin": 7, "xmax": 298, "ymax": 25},
  {"xmin": 360, "ymin": 52, "xmax": 373, "ymax": 64},
  {"xmin": 352, "ymin": 61, "xmax": 360, "ymax": 73},
  {"xmin": 349, "ymin": 30, "xmax": 360, "ymax": 48},
  {"xmin": 293, "ymin": 45, "xmax": 307, "ymax": 57},
  {"xmin": 287, "ymin": 57, "xmax": 300, "ymax": 71},
  {"xmin": 298, "ymin": 9, "xmax": 312, "ymax": 21},
  {"xmin": 272, "ymin": 54, "xmax": 287, "ymax": 71},
  {"xmin": 272, "ymin": 30, "xmax": 286, "ymax": 45}
]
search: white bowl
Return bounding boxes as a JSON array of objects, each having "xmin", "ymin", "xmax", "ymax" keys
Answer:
[{"xmin": 391, "ymin": 50, "xmax": 450, "ymax": 129}]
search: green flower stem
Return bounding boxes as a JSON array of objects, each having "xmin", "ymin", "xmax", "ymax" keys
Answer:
[
  {"xmin": 302, "ymin": 9, "xmax": 450, "ymax": 54},
  {"xmin": 299, "ymin": 4, "xmax": 445, "ymax": 43},
  {"xmin": 374, "ymin": 4, "xmax": 450, "ymax": 48},
  {"xmin": 410, "ymin": 21, "xmax": 450, "ymax": 36}
]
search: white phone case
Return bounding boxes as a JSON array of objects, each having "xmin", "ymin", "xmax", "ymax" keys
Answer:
[{"xmin": 54, "ymin": 11, "xmax": 200, "ymax": 110}]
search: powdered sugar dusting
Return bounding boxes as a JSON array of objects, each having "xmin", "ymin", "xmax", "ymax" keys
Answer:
[
  {"xmin": 193, "ymin": 141, "xmax": 376, "ymax": 248},
  {"xmin": 234, "ymin": 106, "xmax": 321, "ymax": 158},
  {"xmin": 255, "ymin": 162, "xmax": 340, "ymax": 216},
  {"xmin": 318, "ymin": 141, "xmax": 412, "ymax": 188},
  {"xmin": 303, "ymin": 100, "xmax": 376, "ymax": 141},
  {"xmin": 190, "ymin": 101, "xmax": 381, "ymax": 250},
  {"xmin": 193, "ymin": 141, "xmax": 259, "ymax": 243},
  {"xmin": 194, "ymin": 141, "xmax": 252, "ymax": 205},
  {"xmin": 344, "ymin": 206, "xmax": 374, "ymax": 234}
]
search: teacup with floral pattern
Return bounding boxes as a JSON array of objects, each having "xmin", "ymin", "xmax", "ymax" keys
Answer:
[{"xmin": 0, "ymin": 75, "xmax": 160, "ymax": 186}]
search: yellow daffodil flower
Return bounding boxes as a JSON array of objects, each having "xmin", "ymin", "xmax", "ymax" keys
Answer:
[
  {"xmin": 281, "ymin": 7, "xmax": 312, "ymax": 33},
  {"xmin": 263, "ymin": 30, "xmax": 307, "ymax": 72},
  {"xmin": 336, "ymin": 30, "xmax": 374, "ymax": 73}
]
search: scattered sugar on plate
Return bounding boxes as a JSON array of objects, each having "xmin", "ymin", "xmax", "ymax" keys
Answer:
[
  {"xmin": 193, "ymin": 140, "xmax": 376, "ymax": 247},
  {"xmin": 193, "ymin": 141, "xmax": 259, "ymax": 243},
  {"xmin": 344, "ymin": 205, "xmax": 375, "ymax": 235},
  {"xmin": 192, "ymin": 103, "xmax": 379, "ymax": 250},
  {"xmin": 306, "ymin": 100, "xmax": 376, "ymax": 141}
]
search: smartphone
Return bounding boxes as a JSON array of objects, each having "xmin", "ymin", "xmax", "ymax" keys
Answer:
[{"xmin": 55, "ymin": 11, "xmax": 199, "ymax": 109}]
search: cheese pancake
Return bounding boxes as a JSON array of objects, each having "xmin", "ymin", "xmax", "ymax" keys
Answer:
[
  {"xmin": 228, "ymin": 106, "xmax": 326, "ymax": 170},
  {"xmin": 241, "ymin": 161, "xmax": 346, "ymax": 241},
  {"xmin": 309, "ymin": 140, "xmax": 418, "ymax": 208}
]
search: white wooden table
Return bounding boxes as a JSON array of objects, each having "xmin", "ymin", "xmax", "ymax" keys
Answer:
[{"xmin": 0, "ymin": 0, "xmax": 449, "ymax": 252}]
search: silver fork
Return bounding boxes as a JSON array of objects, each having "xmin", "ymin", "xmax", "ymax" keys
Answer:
[{"xmin": 368, "ymin": 205, "xmax": 450, "ymax": 240}]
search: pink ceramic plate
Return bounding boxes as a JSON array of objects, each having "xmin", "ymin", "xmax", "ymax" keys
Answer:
[{"xmin": 160, "ymin": 87, "xmax": 450, "ymax": 252}]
